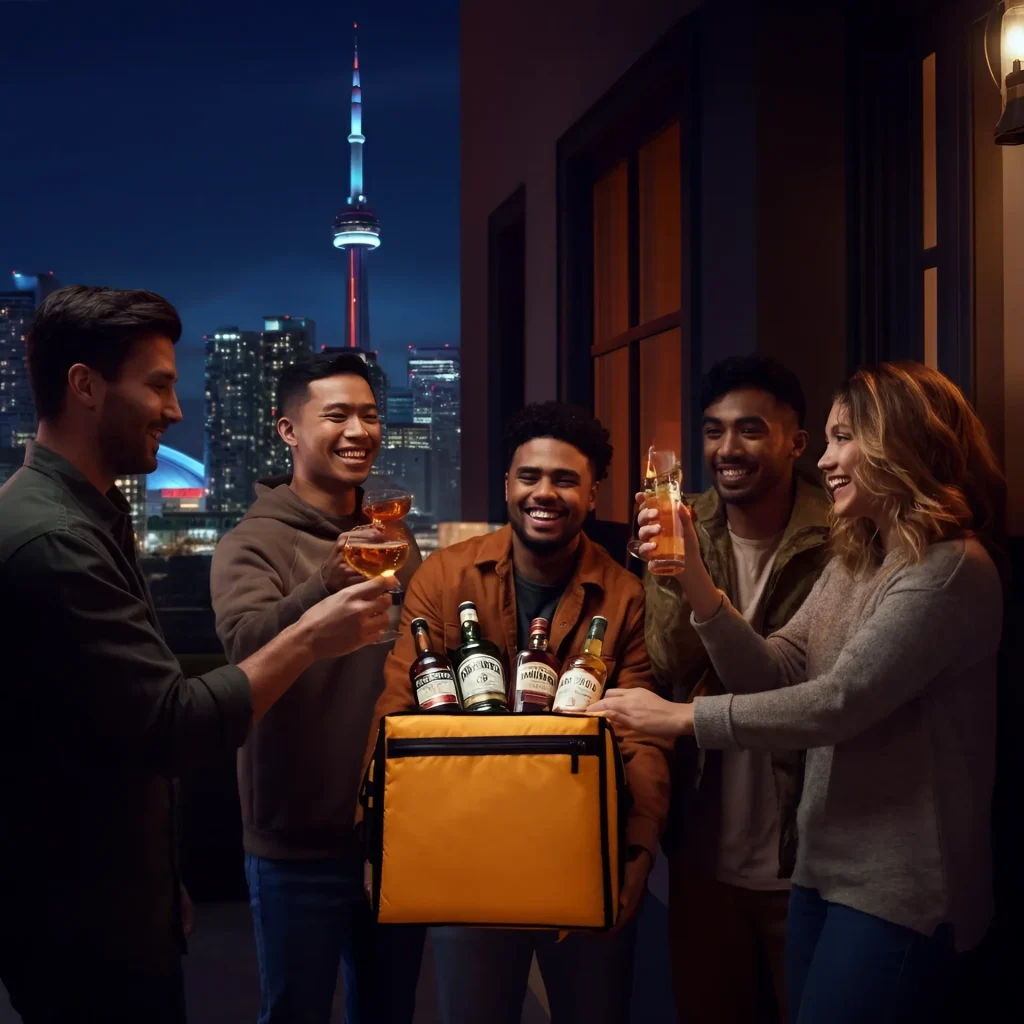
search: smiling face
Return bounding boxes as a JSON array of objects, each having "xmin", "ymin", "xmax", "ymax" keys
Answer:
[
  {"xmin": 818, "ymin": 401, "xmax": 880, "ymax": 520},
  {"xmin": 505, "ymin": 437, "xmax": 597, "ymax": 556},
  {"xmin": 278, "ymin": 373, "xmax": 382, "ymax": 490},
  {"xmin": 95, "ymin": 334, "xmax": 183, "ymax": 475},
  {"xmin": 702, "ymin": 387, "xmax": 806, "ymax": 507}
]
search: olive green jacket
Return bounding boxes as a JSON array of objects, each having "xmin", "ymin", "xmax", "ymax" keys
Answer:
[{"xmin": 644, "ymin": 474, "xmax": 831, "ymax": 876}]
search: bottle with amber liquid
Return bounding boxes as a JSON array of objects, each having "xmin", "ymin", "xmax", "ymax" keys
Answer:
[
  {"xmin": 453, "ymin": 601, "xmax": 509, "ymax": 713},
  {"xmin": 512, "ymin": 618, "xmax": 560, "ymax": 713},
  {"xmin": 552, "ymin": 616, "xmax": 609, "ymax": 712},
  {"xmin": 409, "ymin": 618, "xmax": 461, "ymax": 711}
]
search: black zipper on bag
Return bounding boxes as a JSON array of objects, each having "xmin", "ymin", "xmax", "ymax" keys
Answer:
[{"xmin": 386, "ymin": 734, "xmax": 600, "ymax": 774}]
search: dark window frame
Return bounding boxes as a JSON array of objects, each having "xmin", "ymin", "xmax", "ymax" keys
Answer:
[
  {"xmin": 486, "ymin": 184, "xmax": 527, "ymax": 523},
  {"xmin": 556, "ymin": 17, "xmax": 699, "ymax": 562}
]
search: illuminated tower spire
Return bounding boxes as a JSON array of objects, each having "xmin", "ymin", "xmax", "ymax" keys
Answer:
[{"xmin": 332, "ymin": 21, "xmax": 380, "ymax": 348}]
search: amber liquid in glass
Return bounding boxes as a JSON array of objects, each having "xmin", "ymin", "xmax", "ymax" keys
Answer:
[
  {"xmin": 343, "ymin": 539, "xmax": 410, "ymax": 578},
  {"xmin": 648, "ymin": 465, "xmax": 685, "ymax": 576},
  {"xmin": 366, "ymin": 495, "xmax": 412, "ymax": 523}
]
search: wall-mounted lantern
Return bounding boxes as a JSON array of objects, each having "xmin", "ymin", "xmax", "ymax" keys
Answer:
[{"xmin": 989, "ymin": 1, "xmax": 1024, "ymax": 144}]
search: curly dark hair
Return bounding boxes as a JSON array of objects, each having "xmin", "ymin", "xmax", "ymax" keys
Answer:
[{"xmin": 502, "ymin": 402, "xmax": 613, "ymax": 481}]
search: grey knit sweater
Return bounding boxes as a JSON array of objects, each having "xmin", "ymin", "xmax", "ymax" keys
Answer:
[{"xmin": 692, "ymin": 537, "xmax": 1002, "ymax": 950}]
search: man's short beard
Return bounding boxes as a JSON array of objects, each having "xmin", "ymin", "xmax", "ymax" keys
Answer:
[{"xmin": 509, "ymin": 515, "xmax": 577, "ymax": 556}]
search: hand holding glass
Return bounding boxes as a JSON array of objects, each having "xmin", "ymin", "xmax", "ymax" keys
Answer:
[{"xmin": 343, "ymin": 525, "xmax": 409, "ymax": 644}]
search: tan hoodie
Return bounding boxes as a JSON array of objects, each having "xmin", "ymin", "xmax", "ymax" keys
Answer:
[{"xmin": 210, "ymin": 476, "xmax": 421, "ymax": 862}]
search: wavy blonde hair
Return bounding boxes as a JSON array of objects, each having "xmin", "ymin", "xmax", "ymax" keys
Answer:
[{"xmin": 828, "ymin": 361, "xmax": 1006, "ymax": 578}]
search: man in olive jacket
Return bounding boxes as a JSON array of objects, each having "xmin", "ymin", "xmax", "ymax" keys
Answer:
[{"xmin": 645, "ymin": 356, "xmax": 830, "ymax": 1024}]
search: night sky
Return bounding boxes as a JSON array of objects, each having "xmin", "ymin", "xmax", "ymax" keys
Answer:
[{"xmin": 1, "ymin": 0, "xmax": 460, "ymax": 459}]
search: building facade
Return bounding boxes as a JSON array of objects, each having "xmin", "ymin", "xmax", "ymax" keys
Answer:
[
  {"xmin": 260, "ymin": 315, "xmax": 316, "ymax": 477},
  {"xmin": 461, "ymin": 0, "xmax": 1023, "ymax": 1014},
  {"xmin": 204, "ymin": 327, "xmax": 262, "ymax": 511},
  {"xmin": 0, "ymin": 271, "xmax": 59, "ymax": 448}
]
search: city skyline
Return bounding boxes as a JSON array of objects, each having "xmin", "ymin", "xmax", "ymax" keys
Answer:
[{"xmin": 0, "ymin": 0, "xmax": 459, "ymax": 410}]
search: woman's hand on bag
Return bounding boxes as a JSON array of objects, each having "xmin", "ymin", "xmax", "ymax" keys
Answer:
[
  {"xmin": 637, "ymin": 500, "xmax": 723, "ymax": 622},
  {"xmin": 587, "ymin": 687, "xmax": 694, "ymax": 739}
]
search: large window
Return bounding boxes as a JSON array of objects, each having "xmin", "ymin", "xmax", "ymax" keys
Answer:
[
  {"xmin": 558, "ymin": 23, "xmax": 693, "ymax": 561},
  {"xmin": 591, "ymin": 126, "xmax": 683, "ymax": 525}
]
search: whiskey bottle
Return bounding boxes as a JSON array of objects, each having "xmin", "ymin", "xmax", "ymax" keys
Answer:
[
  {"xmin": 454, "ymin": 601, "xmax": 509, "ymax": 712},
  {"xmin": 409, "ymin": 618, "xmax": 461, "ymax": 711},
  {"xmin": 512, "ymin": 617, "xmax": 559, "ymax": 713},
  {"xmin": 552, "ymin": 616, "xmax": 609, "ymax": 712}
]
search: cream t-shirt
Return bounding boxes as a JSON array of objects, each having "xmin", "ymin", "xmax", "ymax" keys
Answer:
[{"xmin": 711, "ymin": 528, "xmax": 791, "ymax": 890}]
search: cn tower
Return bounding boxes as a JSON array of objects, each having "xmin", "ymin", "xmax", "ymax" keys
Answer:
[{"xmin": 332, "ymin": 23, "xmax": 380, "ymax": 349}]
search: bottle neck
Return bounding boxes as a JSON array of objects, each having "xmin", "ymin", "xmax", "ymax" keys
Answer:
[
  {"xmin": 528, "ymin": 631, "xmax": 549, "ymax": 652},
  {"xmin": 413, "ymin": 628, "xmax": 430, "ymax": 656},
  {"xmin": 461, "ymin": 620, "xmax": 480, "ymax": 643},
  {"xmin": 581, "ymin": 636, "xmax": 604, "ymax": 658}
]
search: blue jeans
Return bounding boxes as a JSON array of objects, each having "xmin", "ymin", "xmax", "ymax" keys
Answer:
[
  {"xmin": 431, "ymin": 915, "xmax": 640, "ymax": 1024},
  {"xmin": 245, "ymin": 854, "xmax": 424, "ymax": 1024},
  {"xmin": 785, "ymin": 884, "xmax": 956, "ymax": 1024}
]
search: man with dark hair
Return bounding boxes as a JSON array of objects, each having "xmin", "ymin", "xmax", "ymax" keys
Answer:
[
  {"xmin": 364, "ymin": 401, "xmax": 671, "ymax": 1024},
  {"xmin": 0, "ymin": 287, "xmax": 392, "ymax": 1022},
  {"xmin": 621, "ymin": 354, "xmax": 831, "ymax": 1024},
  {"xmin": 211, "ymin": 352, "xmax": 423, "ymax": 1024}
]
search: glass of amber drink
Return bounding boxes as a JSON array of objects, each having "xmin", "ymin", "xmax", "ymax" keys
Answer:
[
  {"xmin": 363, "ymin": 487, "xmax": 413, "ymax": 526},
  {"xmin": 344, "ymin": 523, "xmax": 410, "ymax": 643},
  {"xmin": 646, "ymin": 447, "xmax": 685, "ymax": 576}
]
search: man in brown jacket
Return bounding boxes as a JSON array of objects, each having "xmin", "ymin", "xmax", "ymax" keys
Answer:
[
  {"xmin": 365, "ymin": 401, "xmax": 671, "ymax": 1024},
  {"xmin": 641, "ymin": 356, "xmax": 830, "ymax": 1024},
  {"xmin": 211, "ymin": 352, "xmax": 423, "ymax": 1024}
]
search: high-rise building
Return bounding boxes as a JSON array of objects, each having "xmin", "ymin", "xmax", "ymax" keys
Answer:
[
  {"xmin": 115, "ymin": 474, "xmax": 149, "ymax": 546},
  {"xmin": 403, "ymin": 346, "xmax": 461, "ymax": 521},
  {"xmin": 0, "ymin": 271, "xmax": 59, "ymax": 447},
  {"xmin": 387, "ymin": 388, "xmax": 413, "ymax": 424},
  {"xmin": 407, "ymin": 345, "xmax": 459, "ymax": 382},
  {"xmin": 204, "ymin": 327, "xmax": 262, "ymax": 511},
  {"xmin": 332, "ymin": 25, "xmax": 381, "ymax": 350},
  {"xmin": 427, "ymin": 378, "xmax": 462, "ymax": 522},
  {"xmin": 261, "ymin": 315, "xmax": 316, "ymax": 477}
]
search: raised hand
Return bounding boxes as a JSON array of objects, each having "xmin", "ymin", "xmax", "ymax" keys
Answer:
[
  {"xmin": 301, "ymin": 575, "xmax": 393, "ymax": 660},
  {"xmin": 320, "ymin": 531, "xmax": 373, "ymax": 593}
]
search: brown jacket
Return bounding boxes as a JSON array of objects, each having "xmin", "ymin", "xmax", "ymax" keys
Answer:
[
  {"xmin": 365, "ymin": 525, "xmax": 673, "ymax": 858},
  {"xmin": 644, "ymin": 474, "xmax": 831, "ymax": 874}
]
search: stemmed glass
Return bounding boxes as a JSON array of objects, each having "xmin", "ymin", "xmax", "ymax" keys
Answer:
[{"xmin": 343, "ymin": 487, "xmax": 414, "ymax": 644}]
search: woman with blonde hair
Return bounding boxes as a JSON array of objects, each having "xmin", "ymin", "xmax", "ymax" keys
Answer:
[{"xmin": 592, "ymin": 362, "xmax": 1006, "ymax": 1023}]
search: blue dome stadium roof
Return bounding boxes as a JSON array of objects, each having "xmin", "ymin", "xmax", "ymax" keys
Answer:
[{"xmin": 146, "ymin": 445, "xmax": 206, "ymax": 491}]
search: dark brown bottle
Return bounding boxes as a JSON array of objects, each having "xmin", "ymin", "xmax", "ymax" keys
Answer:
[
  {"xmin": 409, "ymin": 618, "xmax": 461, "ymax": 711},
  {"xmin": 512, "ymin": 618, "xmax": 559, "ymax": 713}
]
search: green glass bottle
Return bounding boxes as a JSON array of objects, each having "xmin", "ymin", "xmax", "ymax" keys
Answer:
[{"xmin": 453, "ymin": 601, "xmax": 509, "ymax": 713}]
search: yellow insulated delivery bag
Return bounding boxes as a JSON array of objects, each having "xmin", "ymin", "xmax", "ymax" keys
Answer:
[{"xmin": 360, "ymin": 712, "xmax": 627, "ymax": 930}]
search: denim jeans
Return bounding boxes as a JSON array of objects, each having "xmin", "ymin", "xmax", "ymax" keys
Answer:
[
  {"xmin": 785, "ymin": 884, "xmax": 956, "ymax": 1024},
  {"xmin": 431, "ymin": 914, "xmax": 640, "ymax": 1024},
  {"xmin": 245, "ymin": 854, "xmax": 424, "ymax": 1024}
]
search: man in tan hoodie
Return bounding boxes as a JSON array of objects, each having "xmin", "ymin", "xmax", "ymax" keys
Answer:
[{"xmin": 211, "ymin": 352, "xmax": 423, "ymax": 1024}]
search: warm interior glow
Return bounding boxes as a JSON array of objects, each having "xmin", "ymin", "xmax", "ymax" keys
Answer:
[{"xmin": 1002, "ymin": 7, "xmax": 1024, "ymax": 90}]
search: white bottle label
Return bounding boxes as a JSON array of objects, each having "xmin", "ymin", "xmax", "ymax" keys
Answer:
[
  {"xmin": 413, "ymin": 667, "xmax": 460, "ymax": 710},
  {"xmin": 457, "ymin": 654, "xmax": 506, "ymax": 707},
  {"xmin": 552, "ymin": 668, "xmax": 602, "ymax": 712},
  {"xmin": 513, "ymin": 663, "xmax": 558, "ymax": 708}
]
